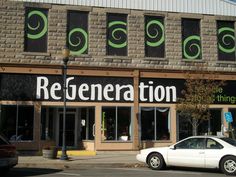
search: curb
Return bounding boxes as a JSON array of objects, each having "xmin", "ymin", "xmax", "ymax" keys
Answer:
[{"xmin": 17, "ymin": 163, "xmax": 147, "ymax": 170}]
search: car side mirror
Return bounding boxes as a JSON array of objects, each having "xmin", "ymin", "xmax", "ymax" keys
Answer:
[{"xmin": 170, "ymin": 145, "xmax": 176, "ymax": 150}]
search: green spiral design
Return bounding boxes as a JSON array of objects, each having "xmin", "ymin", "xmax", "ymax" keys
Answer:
[
  {"xmin": 69, "ymin": 28, "xmax": 88, "ymax": 55},
  {"xmin": 108, "ymin": 21, "xmax": 127, "ymax": 48},
  {"xmin": 183, "ymin": 35, "xmax": 201, "ymax": 59},
  {"xmin": 146, "ymin": 20, "xmax": 164, "ymax": 47},
  {"xmin": 27, "ymin": 10, "xmax": 47, "ymax": 40},
  {"xmin": 218, "ymin": 27, "xmax": 235, "ymax": 53}
]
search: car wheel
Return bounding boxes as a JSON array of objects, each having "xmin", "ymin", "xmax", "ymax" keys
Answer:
[
  {"xmin": 147, "ymin": 153, "xmax": 165, "ymax": 170},
  {"xmin": 220, "ymin": 156, "xmax": 236, "ymax": 176}
]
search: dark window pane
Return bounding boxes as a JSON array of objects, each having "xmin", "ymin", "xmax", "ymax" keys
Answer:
[
  {"xmin": 145, "ymin": 16, "xmax": 165, "ymax": 58},
  {"xmin": 107, "ymin": 13, "xmax": 127, "ymax": 56},
  {"xmin": 217, "ymin": 21, "xmax": 235, "ymax": 61},
  {"xmin": 141, "ymin": 107, "xmax": 155, "ymax": 140},
  {"xmin": 156, "ymin": 108, "xmax": 170, "ymax": 140},
  {"xmin": 67, "ymin": 11, "xmax": 88, "ymax": 55},
  {"xmin": 117, "ymin": 107, "xmax": 131, "ymax": 141},
  {"xmin": 18, "ymin": 106, "xmax": 34, "ymax": 141},
  {"xmin": 24, "ymin": 8, "xmax": 48, "ymax": 53},
  {"xmin": 102, "ymin": 107, "xmax": 116, "ymax": 140},
  {"xmin": 182, "ymin": 19, "xmax": 201, "ymax": 59},
  {"xmin": 0, "ymin": 105, "xmax": 17, "ymax": 140}
]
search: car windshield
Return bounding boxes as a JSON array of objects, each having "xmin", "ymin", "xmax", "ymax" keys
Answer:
[{"xmin": 220, "ymin": 137, "xmax": 236, "ymax": 147}]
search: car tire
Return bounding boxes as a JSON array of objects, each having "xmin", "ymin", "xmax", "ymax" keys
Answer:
[
  {"xmin": 147, "ymin": 153, "xmax": 165, "ymax": 170},
  {"xmin": 220, "ymin": 156, "xmax": 236, "ymax": 176}
]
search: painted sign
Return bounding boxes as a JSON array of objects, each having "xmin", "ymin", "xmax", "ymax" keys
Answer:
[
  {"xmin": 182, "ymin": 19, "xmax": 202, "ymax": 60},
  {"xmin": 145, "ymin": 16, "xmax": 165, "ymax": 58},
  {"xmin": 107, "ymin": 13, "xmax": 127, "ymax": 56},
  {"xmin": 1, "ymin": 73, "xmax": 236, "ymax": 104},
  {"xmin": 67, "ymin": 11, "xmax": 88, "ymax": 55},
  {"xmin": 217, "ymin": 21, "xmax": 235, "ymax": 61},
  {"xmin": 25, "ymin": 8, "xmax": 48, "ymax": 52}
]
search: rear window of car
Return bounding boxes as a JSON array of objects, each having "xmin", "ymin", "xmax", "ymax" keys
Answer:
[{"xmin": 220, "ymin": 137, "xmax": 236, "ymax": 147}]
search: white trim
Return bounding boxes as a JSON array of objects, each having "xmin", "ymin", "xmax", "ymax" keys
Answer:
[{"xmin": 13, "ymin": 0, "xmax": 236, "ymax": 16}]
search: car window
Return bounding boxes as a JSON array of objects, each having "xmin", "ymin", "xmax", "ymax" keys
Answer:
[
  {"xmin": 220, "ymin": 137, "xmax": 236, "ymax": 147},
  {"xmin": 206, "ymin": 138, "xmax": 223, "ymax": 149},
  {"xmin": 175, "ymin": 138, "xmax": 205, "ymax": 149}
]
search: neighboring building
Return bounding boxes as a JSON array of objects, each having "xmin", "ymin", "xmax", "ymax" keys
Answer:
[{"xmin": 1, "ymin": 0, "xmax": 236, "ymax": 151}]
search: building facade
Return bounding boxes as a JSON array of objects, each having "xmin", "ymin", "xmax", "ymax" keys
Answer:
[{"xmin": 1, "ymin": 0, "xmax": 236, "ymax": 151}]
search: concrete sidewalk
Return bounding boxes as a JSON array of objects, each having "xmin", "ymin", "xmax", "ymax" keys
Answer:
[{"xmin": 17, "ymin": 152, "xmax": 146, "ymax": 169}]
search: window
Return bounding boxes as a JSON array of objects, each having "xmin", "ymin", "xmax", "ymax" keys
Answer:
[
  {"xmin": 81, "ymin": 107, "xmax": 95, "ymax": 140},
  {"xmin": 24, "ymin": 8, "xmax": 48, "ymax": 53},
  {"xmin": 0, "ymin": 105, "xmax": 34, "ymax": 141},
  {"xmin": 141, "ymin": 107, "xmax": 170, "ymax": 141},
  {"xmin": 101, "ymin": 107, "xmax": 131, "ymax": 141},
  {"xmin": 182, "ymin": 18, "xmax": 202, "ymax": 60},
  {"xmin": 217, "ymin": 21, "xmax": 235, "ymax": 61},
  {"xmin": 175, "ymin": 138, "xmax": 205, "ymax": 149},
  {"xmin": 41, "ymin": 107, "xmax": 55, "ymax": 140},
  {"xmin": 206, "ymin": 138, "xmax": 223, "ymax": 149},
  {"xmin": 107, "ymin": 13, "xmax": 127, "ymax": 56},
  {"xmin": 145, "ymin": 16, "xmax": 165, "ymax": 58},
  {"xmin": 67, "ymin": 11, "xmax": 88, "ymax": 56},
  {"xmin": 198, "ymin": 109, "xmax": 222, "ymax": 136}
]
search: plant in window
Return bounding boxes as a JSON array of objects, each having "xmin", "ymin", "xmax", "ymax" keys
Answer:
[{"xmin": 176, "ymin": 64, "xmax": 225, "ymax": 136}]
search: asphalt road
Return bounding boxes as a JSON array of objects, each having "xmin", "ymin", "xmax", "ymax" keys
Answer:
[{"xmin": 2, "ymin": 167, "xmax": 226, "ymax": 177}]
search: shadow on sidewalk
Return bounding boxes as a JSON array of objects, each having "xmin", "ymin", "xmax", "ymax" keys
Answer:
[{"xmin": 2, "ymin": 167, "xmax": 62, "ymax": 177}]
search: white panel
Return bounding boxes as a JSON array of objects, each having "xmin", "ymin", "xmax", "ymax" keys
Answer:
[{"xmin": 12, "ymin": 0, "xmax": 236, "ymax": 16}]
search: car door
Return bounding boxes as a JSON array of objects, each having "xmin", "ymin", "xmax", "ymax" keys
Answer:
[
  {"xmin": 204, "ymin": 138, "xmax": 224, "ymax": 168},
  {"xmin": 167, "ymin": 137, "xmax": 205, "ymax": 168}
]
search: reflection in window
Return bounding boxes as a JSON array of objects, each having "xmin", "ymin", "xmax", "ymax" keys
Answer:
[
  {"xmin": 102, "ymin": 107, "xmax": 131, "ymax": 141},
  {"xmin": 141, "ymin": 107, "xmax": 170, "ymax": 141},
  {"xmin": 41, "ymin": 107, "xmax": 55, "ymax": 140},
  {"xmin": 0, "ymin": 105, "xmax": 34, "ymax": 141},
  {"xmin": 176, "ymin": 138, "xmax": 205, "ymax": 149},
  {"xmin": 206, "ymin": 138, "xmax": 223, "ymax": 149}
]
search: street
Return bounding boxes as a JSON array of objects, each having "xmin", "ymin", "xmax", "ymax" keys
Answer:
[{"xmin": 2, "ymin": 167, "xmax": 226, "ymax": 177}]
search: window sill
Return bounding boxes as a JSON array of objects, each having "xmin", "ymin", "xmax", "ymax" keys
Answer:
[
  {"xmin": 101, "ymin": 140, "xmax": 132, "ymax": 143},
  {"xmin": 181, "ymin": 59, "xmax": 205, "ymax": 63},
  {"xmin": 22, "ymin": 52, "xmax": 51, "ymax": 56},
  {"xmin": 141, "ymin": 140, "xmax": 172, "ymax": 143},
  {"xmin": 216, "ymin": 60, "xmax": 236, "ymax": 65},
  {"xmin": 104, "ymin": 55, "xmax": 131, "ymax": 60},
  {"xmin": 143, "ymin": 57, "xmax": 167, "ymax": 61},
  {"xmin": 73, "ymin": 54, "xmax": 92, "ymax": 58}
]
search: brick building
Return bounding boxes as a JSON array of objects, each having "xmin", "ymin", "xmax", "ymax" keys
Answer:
[{"xmin": 1, "ymin": 0, "xmax": 236, "ymax": 151}]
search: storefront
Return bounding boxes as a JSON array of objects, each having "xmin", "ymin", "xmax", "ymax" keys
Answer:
[{"xmin": 1, "ymin": 65, "xmax": 236, "ymax": 151}]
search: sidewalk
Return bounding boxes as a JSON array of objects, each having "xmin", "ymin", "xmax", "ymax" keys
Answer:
[{"xmin": 17, "ymin": 152, "xmax": 146, "ymax": 169}]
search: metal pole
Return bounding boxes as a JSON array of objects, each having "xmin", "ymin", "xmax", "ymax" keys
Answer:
[{"xmin": 60, "ymin": 57, "xmax": 68, "ymax": 160}]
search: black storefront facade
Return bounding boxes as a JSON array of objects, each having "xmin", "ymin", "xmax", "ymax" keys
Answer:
[{"xmin": 1, "ymin": 65, "xmax": 236, "ymax": 151}]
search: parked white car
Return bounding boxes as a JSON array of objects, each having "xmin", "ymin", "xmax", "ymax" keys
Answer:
[{"xmin": 136, "ymin": 136, "xmax": 236, "ymax": 175}]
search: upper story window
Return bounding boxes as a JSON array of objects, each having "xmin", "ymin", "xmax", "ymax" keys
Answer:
[
  {"xmin": 182, "ymin": 18, "xmax": 202, "ymax": 60},
  {"xmin": 107, "ymin": 13, "xmax": 127, "ymax": 56},
  {"xmin": 67, "ymin": 11, "xmax": 88, "ymax": 56},
  {"xmin": 145, "ymin": 16, "xmax": 165, "ymax": 58},
  {"xmin": 24, "ymin": 7, "xmax": 48, "ymax": 53},
  {"xmin": 217, "ymin": 21, "xmax": 235, "ymax": 61}
]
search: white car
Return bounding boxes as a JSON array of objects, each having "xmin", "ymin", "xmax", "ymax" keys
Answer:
[{"xmin": 136, "ymin": 136, "xmax": 236, "ymax": 175}]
